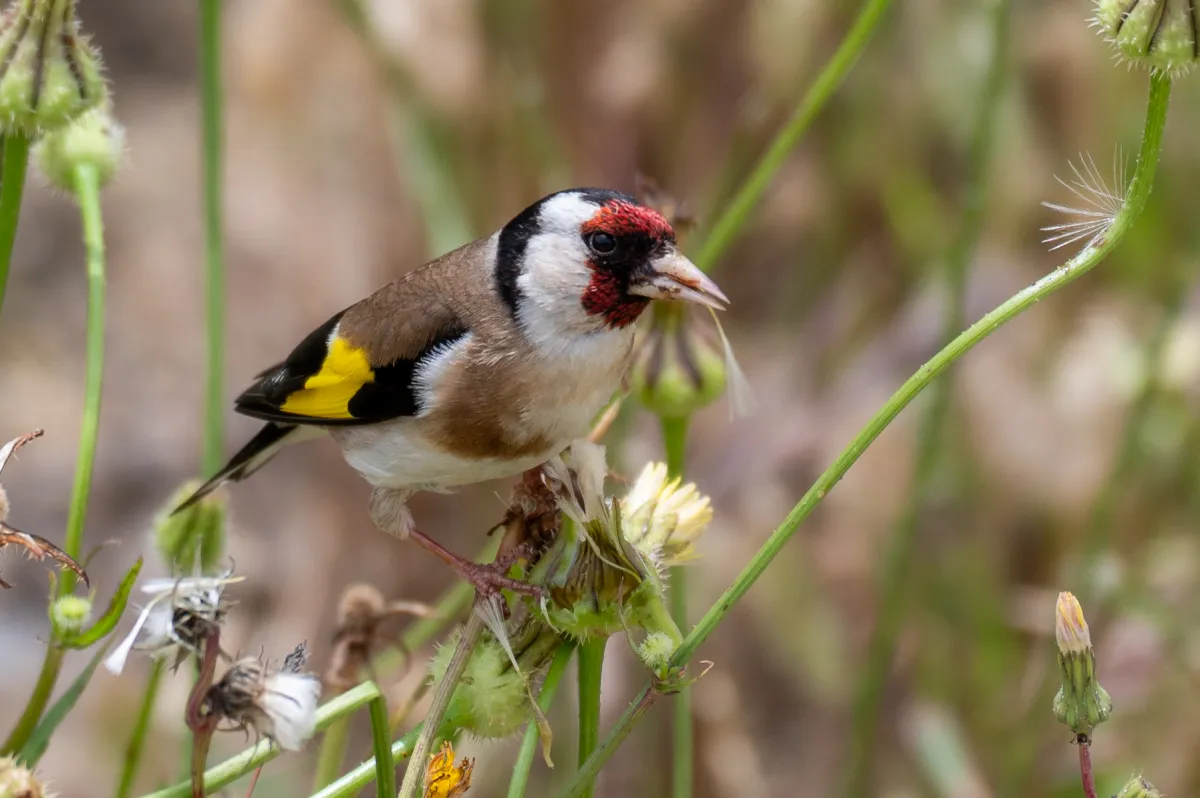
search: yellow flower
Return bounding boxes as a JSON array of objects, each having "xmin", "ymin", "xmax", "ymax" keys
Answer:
[
  {"xmin": 424, "ymin": 740, "xmax": 473, "ymax": 798},
  {"xmin": 1054, "ymin": 591, "xmax": 1091, "ymax": 655},
  {"xmin": 622, "ymin": 461, "xmax": 713, "ymax": 568}
]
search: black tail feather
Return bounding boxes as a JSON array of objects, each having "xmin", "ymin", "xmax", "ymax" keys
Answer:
[{"xmin": 171, "ymin": 422, "xmax": 298, "ymax": 515}]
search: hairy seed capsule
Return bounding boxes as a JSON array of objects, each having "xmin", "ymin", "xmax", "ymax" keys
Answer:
[
  {"xmin": 0, "ymin": 0, "xmax": 107, "ymax": 135},
  {"xmin": 1094, "ymin": 0, "xmax": 1199, "ymax": 75}
]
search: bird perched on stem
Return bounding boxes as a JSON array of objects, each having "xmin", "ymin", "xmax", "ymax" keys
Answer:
[{"xmin": 176, "ymin": 188, "xmax": 728, "ymax": 597}]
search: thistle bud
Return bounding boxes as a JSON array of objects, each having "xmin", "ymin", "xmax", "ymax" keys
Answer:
[
  {"xmin": 49, "ymin": 593, "xmax": 90, "ymax": 635},
  {"xmin": 153, "ymin": 480, "xmax": 226, "ymax": 575},
  {"xmin": 0, "ymin": 0, "xmax": 106, "ymax": 135},
  {"xmin": 0, "ymin": 756, "xmax": 49, "ymax": 798},
  {"xmin": 35, "ymin": 103, "xmax": 123, "ymax": 192},
  {"xmin": 1051, "ymin": 591, "xmax": 1112, "ymax": 737},
  {"xmin": 1116, "ymin": 775, "xmax": 1162, "ymax": 798},
  {"xmin": 1094, "ymin": 0, "xmax": 1198, "ymax": 75},
  {"xmin": 631, "ymin": 304, "xmax": 726, "ymax": 419}
]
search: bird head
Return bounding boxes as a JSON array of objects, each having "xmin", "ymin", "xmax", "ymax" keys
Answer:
[{"xmin": 494, "ymin": 188, "xmax": 727, "ymax": 337}]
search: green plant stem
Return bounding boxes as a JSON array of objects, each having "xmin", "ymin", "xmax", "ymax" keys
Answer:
[
  {"xmin": 660, "ymin": 416, "xmax": 693, "ymax": 798},
  {"xmin": 507, "ymin": 643, "xmax": 575, "ymax": 798},
  {"xmin": 691, "ymin": 0, "xmax": 893, "ymax": 273},
  {"xmin": 62, "ymin": 162, "xmax": 107, "ymax": 589},
  {"xmin": 115, "ymin": 660, "xmax": 166, "ymax": 798},
  {"xmin": 397, "ymin": 612, "xmax": 484, "ymax": 798},
  {"xmin": 841, "ymin": 3, "xmax": 1010, "ymax": 795},
  {"xmin": 559, "ymin": 71, "xmax": 1173, "ymax": 798},
  {"xmin": 312, "ymin": 724, "xmax": 421, "ymax": 798},
  {"xmin": 368, "ymin": 694, "xmax": 396, "ymax": 798},
  {"xmin": 311, "ymin": 714, "xmax": 352, "ymax": 792},
  {"xmin": 141, "ymin": 681, "xmax": 385, "ymax": 798},
  {"xmin": 200, "ymin": 0, "xmax": 225, "ymax": 476},
  {"xmin": 0, "ymin": 133, "xmax": 30, "ymax": 316},
  {"xmin": 1, "ymin": 161, "xmax": 108, "ymax": 757},
  {"xmin": 1, "ymin": 647, "xmax": 64, "ymax": 755},
  {"xmin": 575, "ymin": 638, "xmax": 606, "ymax": 798}
]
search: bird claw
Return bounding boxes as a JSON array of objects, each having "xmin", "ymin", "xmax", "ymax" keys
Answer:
[{"xmin": 456, "ymin": 561, "xmax": 543, "ymax": 607}]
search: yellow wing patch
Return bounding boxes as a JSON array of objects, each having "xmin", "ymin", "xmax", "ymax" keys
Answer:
[{"xmin": 279, "ymin": 337, "xmax": 374, "ymax": 419}]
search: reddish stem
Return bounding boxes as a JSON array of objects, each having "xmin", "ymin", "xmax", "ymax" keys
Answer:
[
  {"xmin": 1078, "ymin": 735, "xmax": 1097, "ymax": 798},
  {"xmin": 186, "ymin": 629, "xmax": 222, "ymax": 798}
]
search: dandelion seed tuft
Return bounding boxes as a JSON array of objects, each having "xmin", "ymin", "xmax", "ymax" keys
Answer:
[
  {"xmin": 1094, "ymin": 0, "xmax": 1198, "ymax": 76},
  {"xmin": 1041, "ymin": 151, "xmax": 1127, "ymax": 255},
  {"xmin": 103, "ymin": 571, "xmax": 241, "ymax": 675},
  {"xmin": 204, "ymin": 650, "xmax": 322, "ymax": 751}
]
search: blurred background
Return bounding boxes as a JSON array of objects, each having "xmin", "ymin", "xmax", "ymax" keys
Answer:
[{"xmin": 2, "ymin": 0, "xmax": 1200, "ymax": 795}]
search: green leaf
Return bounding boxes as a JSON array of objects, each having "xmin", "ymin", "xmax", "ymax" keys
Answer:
[
  {"xmin": 17, "ymin": 640, "xmax": 112, "ymax": 766},
  {"xmin": 61, "ymin": 557, "xmax": 142, "ymax": 649}
]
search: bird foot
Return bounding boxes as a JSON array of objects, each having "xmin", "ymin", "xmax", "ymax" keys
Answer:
[{"xmin": 406, "ymin": 527, "xmax": 543, "ymax": 605}]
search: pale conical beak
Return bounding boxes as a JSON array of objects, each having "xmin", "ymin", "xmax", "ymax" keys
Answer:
[{"xmin": 628, "ymin": 250, "xmax": 729, "ymax": 310}]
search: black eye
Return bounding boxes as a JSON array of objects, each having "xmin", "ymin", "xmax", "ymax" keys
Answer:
[{"xmin": 588, "ymin": 231, "xmax": 617, "ymax": 255}]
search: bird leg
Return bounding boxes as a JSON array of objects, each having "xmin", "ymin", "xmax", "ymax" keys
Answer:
[{"xmin": 405, "ymin": 528, "xmax": 543, "ymax": 601}]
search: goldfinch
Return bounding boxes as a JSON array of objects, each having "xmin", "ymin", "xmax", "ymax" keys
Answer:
[{"xmin": 177, "ymin": 188, "xmax": 727, "ymax": 594}]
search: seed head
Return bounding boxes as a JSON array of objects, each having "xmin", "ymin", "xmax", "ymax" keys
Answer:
[
  {"xmin": 1052, "ymin": 591, "xmax": 1112, "ymax": 737},
  {"xmin": 1093, "ymin": 0, "xmax": 1199, "ymax": 76},
  {"xmin": 0, "ymin": 0, "xmax": 106, "ymax": 135},
  {"xmin": 0, "ymin": 756, "xmax": 53, "ymax": 798},
  {"xmin": 104, "ymin": 571, "xmax": 241, "ymax": 675},
  {"xmin": 205, "ymin": 650, "xmax": 322, "ymax": 751}
]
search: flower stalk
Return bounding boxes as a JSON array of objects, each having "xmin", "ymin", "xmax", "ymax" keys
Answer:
[
  {"xmin": 507, "ymin": 643, "xmax": 574, "ymax": 798},
  {"xmin": 661, "ymin": 416, "xmax": 692, "ymax": 798},
  {"xmin": 575, "ymin": 638, "xmax": 605, "ymax": 798},
  {"xmin": 200, "ymin": 0, "xmax": 225, "ymax": 477},
  {"xmin": 559, "ymin": 70, "xmax": 1173, "ymax": 797},
  {"xmin": 0, "ymin": 134, "xmax": 30, "ymax": 315}
]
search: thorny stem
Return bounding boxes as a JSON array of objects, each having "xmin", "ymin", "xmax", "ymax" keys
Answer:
[
  {"xmin": 559, "ymin": 71, "xmax": 1173, "ymax": 797},
  {"xmin": 575, "ymin": 638, "xmax": 606, "ymax": 798},
  {"xmin": 367, "ymin": 695, "xmax": 396, "ymax": 798},
  {"xmin": 661, "ymin": 417, "xmax": 693, "ymax": 798},
  {"xmin": 0, "ymin": 161, "xmax": 108, "ymax": 757},
  {"xmin": 116, "ymin": 660, "xmax": 166, "ymax": 798},
  {"xmin": 200, "ymin": 0, "xmax": 226, "ymax": 477},
  {"xmin": 397, "ymin": 611, "xmax": 485, "ymax": 798},
  {"xmin": 0, "ymin": 133, "xmax": 30, "ymax": 316},
  {"xmin": 1078, "ymin": 737, "xmax": 1098, "ymax": 798},
  {"xmin": 507, "ymin": 643, "xmax": 575, "ymax": 798},
  {"xmin": 141, "ymin": 681, "xmax": 386, "ymax": 798},
  {"xmin": 691, "ymin": 0, "xmax": 894, "ymax": 273},
  {"xmin": 842, "ymin": 3, "xmax": 1011, "ymax": 795}
]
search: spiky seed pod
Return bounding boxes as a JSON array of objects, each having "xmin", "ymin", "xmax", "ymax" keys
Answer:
[
  {"xmin": 1094, "ymin": 0, "xmax": 1199, "ymax": 76},
  {"xmin": 0, "ymin": 0, "xmax": 106, "ymax": 135}
]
